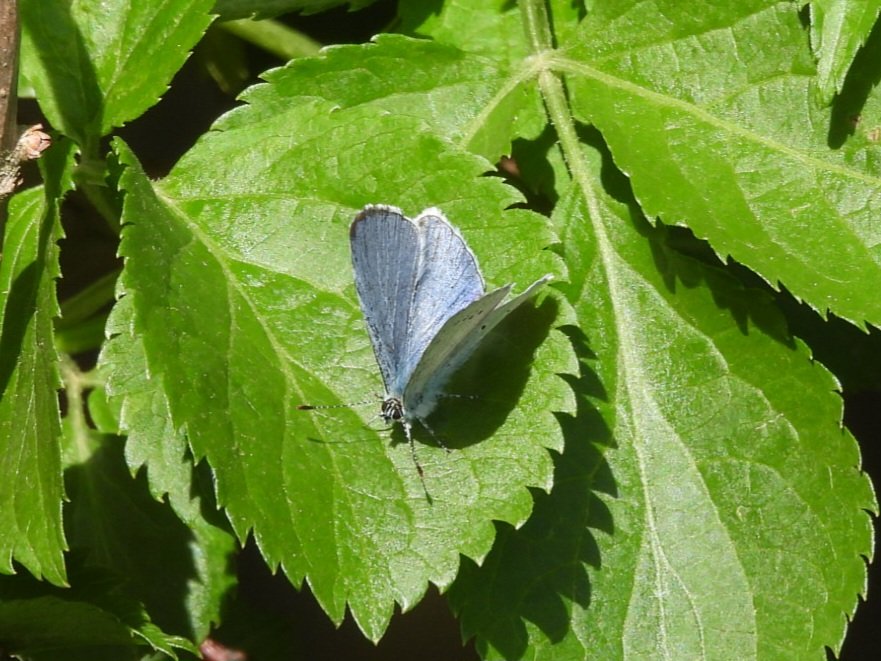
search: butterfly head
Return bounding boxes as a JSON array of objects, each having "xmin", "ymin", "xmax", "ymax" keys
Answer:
[{"xmin": 380, "ymin": 396, "xmax": 405, "ymax": 424}]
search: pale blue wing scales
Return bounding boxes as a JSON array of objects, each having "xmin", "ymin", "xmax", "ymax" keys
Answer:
[
  {"xmin": 350, "ymin": 206, "xmax": 420, "ymax": 395},
  {"xmin": 394, "ymin": 209, "xmax": 485, "ymax": 394},
  {"xmin": 403, "ymin": 275, "xmax": 552, "ymax": 420}
]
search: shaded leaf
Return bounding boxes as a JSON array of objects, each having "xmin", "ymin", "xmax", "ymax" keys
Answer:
[
  {"xmin": 0, "ymin": 143, "xmax": 75, "ymax": 586},
  {"xmin": 0, "ymin": 561, "xmax": 192, "ymax": 660},
  {"xmin": 20, "ymin": 0, "xmax": 214, "ymax": 147}
]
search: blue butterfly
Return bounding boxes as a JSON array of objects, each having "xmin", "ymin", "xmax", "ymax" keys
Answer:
[{"xmin": 350, "ymin": 204, "xmax": 551, "ymax": 475}]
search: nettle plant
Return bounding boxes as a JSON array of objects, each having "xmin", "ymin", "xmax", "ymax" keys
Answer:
[{"xmin": 0, "ymin": 0, "xmax": 877, "ymax": 659}]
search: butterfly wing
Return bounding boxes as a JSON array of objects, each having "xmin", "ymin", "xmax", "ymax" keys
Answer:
[
  {"xmin": 350, "ymin": 205, "xmax": 422, "ymax": 394},
  {"xmin": 403, "ymin": 274, "xmax": 552, "ymax": 420}
]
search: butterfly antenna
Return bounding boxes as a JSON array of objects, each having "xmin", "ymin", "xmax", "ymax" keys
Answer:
[{"xmin": 296, "ymin": 398, "xmax": 376, "ymax": 412}]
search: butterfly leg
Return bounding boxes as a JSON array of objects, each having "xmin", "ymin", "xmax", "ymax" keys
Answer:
[
  {"xmin": 416, "ymin": 416, "xmax": 451, "ymax": 454},
  {"xmin": 402, "ymin": 420, "xmax": 433, "ymax": 501}
]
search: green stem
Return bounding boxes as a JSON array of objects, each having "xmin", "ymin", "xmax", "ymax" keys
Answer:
[
  {"xmin": 55, "ymin": 313, "xmax": 110, "ymax": 355},
  {"xmin": 220, "ymin": 18, "xmax": 322, "ymax": 60},
  {"xmin": 74, "ymin": 151, "xmax": 123, "ymax": 234},
  {"xmin": 520, "ymin": 0, "xmax": 555, "ymax": 53},
  {"xmin": 58, "ymin": 268, "xmax": 120, "ymax": 328},
  {"xmin": 520, "ymin": 0, "xmax": 599, "ymax": 214},
  {"xmin": 60, "ymin": 355, "xmax": 103, "ymax": 462}
]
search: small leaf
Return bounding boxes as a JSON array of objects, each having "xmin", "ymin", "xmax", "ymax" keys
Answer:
[
  {"xmin": 811, "ymin": 0, "xmax": 881, "ymax": 104},
  {"xmin": 399, "ymin": 0, "xmax": 583, "ymax": 62},
  {"xmin": 0, "ymin": 144, "xmax": 75, "ymax": 586},
  {"xmin": 20, "ymin": 0, "xmax": 214, "ymax": 146},
  {"xmin": 239, "ymin": 32, "xmax": 545, "ymax": 160}
]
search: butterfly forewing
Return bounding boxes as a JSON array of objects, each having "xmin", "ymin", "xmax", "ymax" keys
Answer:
[{"xmin": 350, "ymin": 206, "xmax": 421, "ymax": 394}]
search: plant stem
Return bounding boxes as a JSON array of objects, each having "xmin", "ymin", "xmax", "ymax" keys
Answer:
[
  {"xmin": 220, "ymin": 17, "xmax": 322, "ymax": 60},
  {"xmin": 519, "ymin": 0, "xmax": 600, "ymax": 216},
  {"xmin": 520, "ymin": 0, "xmax": 554, "ymax": 53},
  {"xmin": 59, "ymin": 355, "xmax": 103, "ymax": 463},
  {"xmin": 58, "ymin": 268, "xmax": 121, "ymax": 327}
]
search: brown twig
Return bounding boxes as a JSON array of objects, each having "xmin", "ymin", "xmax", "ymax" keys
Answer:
[
  {"xmin": 0, "ymin": 0, "xmax": 19, "ymax": 257},
  {"xmin": 0, "ymin": 0, "xmax": 18, "ymax": 159},
  {"xmin": 0, "ymin": 1, "xmax": 51, "ymax": 256}
]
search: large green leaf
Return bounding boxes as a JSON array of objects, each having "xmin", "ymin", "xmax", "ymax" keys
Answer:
[
  {"xmin": 20, "ymin": 0, "xmax": 214, "ymax": 147},
  {"xmin": 556, "ymin": 0, "xmax": 881, "ymax": 328},
  {"xmin": 452, "ymin": 164, "xmax": 876, "ymax": 660},
  {"xmin": 385, "ymin": 2, "xmax": 877, "ymax": 659},
  {"xmin": 109, "ymin": 77, "xmax": 573, "ymax": 639}
]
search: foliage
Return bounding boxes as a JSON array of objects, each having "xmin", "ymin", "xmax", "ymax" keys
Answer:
[{"xmin": 1, "ymin": 0, "xmax": 877, "ymax": 659}]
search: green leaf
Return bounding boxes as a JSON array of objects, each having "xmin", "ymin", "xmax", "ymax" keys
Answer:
[
  {"xmin": 212, "ymin": 0, "xmax": 377, "ymax": 20},
  {"xmin": 810, "ymin": 0, "xmax": 881, "ymax": 104},
  {"xmin": 0, "ymin": 143, "xmax": 75, "ymax": 587},
  {"xmin": 441, "ymin": 3, "xmax": 874, "ymax": 657},
  {"xmin": 241, "ymin": 32, "xmax": 545, "ymax": 160},
  {"xmin": 0, "ymin": 562, "xmax": 193, "ymax": 660},
  {"xmin": 451, "ymin": 169, "xmax": 876, "ymax": 660},
  {"xmin": 557, "ymin": 1, "xmax": 881, "ymax": 327},
  {"xmin": 20, "ymin": 0, "xmax": 214, "ymax": 148},
  {"xmin": 80, "ymin": 2, "xmax": 878, "ymax": 655},
  {"xmin": 109, "ymin": 65, "xmax": 573, "ymax": 640}
]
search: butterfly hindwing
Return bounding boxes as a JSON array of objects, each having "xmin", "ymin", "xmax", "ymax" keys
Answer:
[{"xmin": 403, "ymin": 275, "xmax": 551, "ymax": 420}]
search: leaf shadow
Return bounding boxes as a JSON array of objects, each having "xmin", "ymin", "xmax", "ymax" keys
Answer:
[
  {"xmin": 403, "ymin": 290, "xmax": 560, "ymax": 450},
  {"xmin": 62, "ymin": 433, "xmax": 206, "ymax": 641},
  {"xmin": 638, "ymin": 218, "xmax": 797, "ymax": 349},
  {"xmin": 827, "ymin": 14, "xmax": 881, "ymax": 148},
  {"xmin": 448, "ymin": 323, "xmax": 614, "ymax": 659}
]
